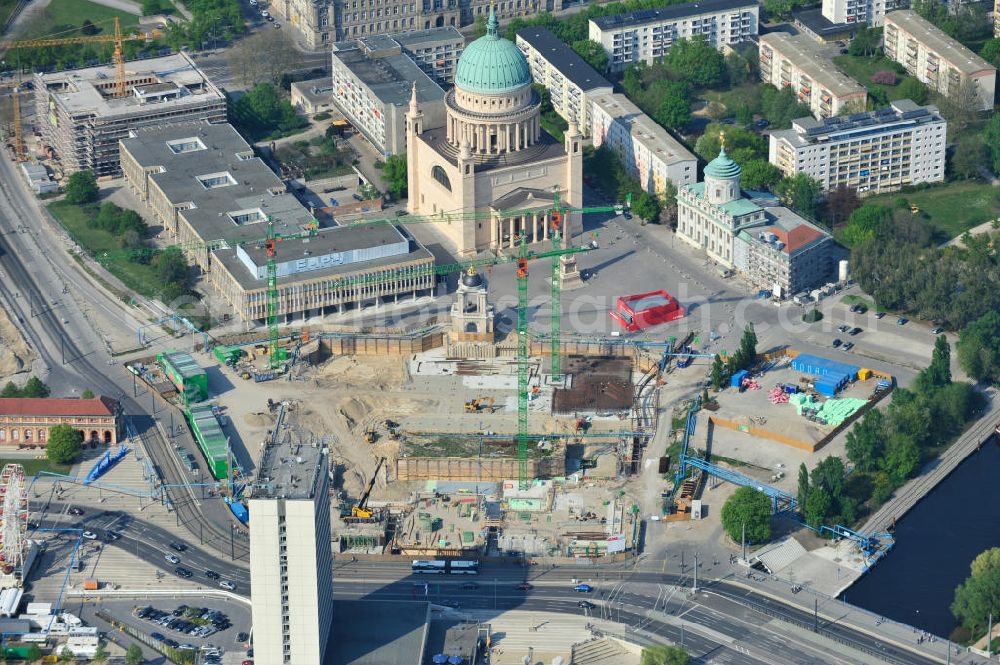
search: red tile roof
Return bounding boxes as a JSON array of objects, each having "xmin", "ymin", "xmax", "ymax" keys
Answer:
[
  {"xmin": 0, "ymin": 396, "xmax": 118, "ymax": 417},
  {"xmin": 763, "ymin": 225, "xmax": 824, "ymax": 254}
]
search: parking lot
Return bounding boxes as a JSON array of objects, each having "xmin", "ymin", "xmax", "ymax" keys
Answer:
[{"xmin": 72, "ymin": 597, "xmax": 252, "ymax": 664}]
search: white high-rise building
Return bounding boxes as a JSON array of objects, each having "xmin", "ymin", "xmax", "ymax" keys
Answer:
[
  {"xmin": 820, "ymin": 0, "xmax": 906, "ymax": 26},
  {"xmin": 250, "ymin": 438, "xmax": 333, "ymax": 665}
]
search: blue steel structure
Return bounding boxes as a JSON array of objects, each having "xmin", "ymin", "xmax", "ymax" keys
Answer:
[
  {"xmin": 671, "ymin": 398, "xmax": 894, "ymax": 570},
  {"xmin": 83, "ymin": 445, "xmax": 131, "ymax": 485}
]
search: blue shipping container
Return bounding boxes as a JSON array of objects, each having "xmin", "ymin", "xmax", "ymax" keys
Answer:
[
  {"xmin": 731, "ymin": 369, "xmax": 749, "ymax": 388},
  {"xmin": 791, "ymin": 354, "xmax": 860, "ymax": 380}
]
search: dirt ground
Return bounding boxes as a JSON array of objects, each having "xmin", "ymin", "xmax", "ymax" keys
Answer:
[{"xmin": 0, "ymin": 301, "xmax": 34, "ymax": 378}]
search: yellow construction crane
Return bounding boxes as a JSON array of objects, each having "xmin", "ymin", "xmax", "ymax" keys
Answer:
[
  {"xmin": 1, "ymin": 18, "xmax": 162, "ymax": 98},
  {"xmin": 347, "ymin": 457, "xmax": 386, "ymax": 521}
]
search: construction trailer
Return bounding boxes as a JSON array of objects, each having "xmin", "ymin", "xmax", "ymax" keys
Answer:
[
  {"xmin": 185, "ymin": 404, "xmax": 229, "ymax": 479},
  {"xmin": 609, "ymin": 290, "xmax": 684, "ymax": 332},
  {"xmin": 157, "ymin": 350, "xmax": 209, "ymax": 403}
]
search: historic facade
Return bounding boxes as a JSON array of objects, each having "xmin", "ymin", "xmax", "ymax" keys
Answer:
[
  {"xmin": 0, "ymin": 397, "xmax": 122, "ymax": 447},
  {"xmin": 406, "ymin": 8, "xmax": 583, "ymax": 281}
]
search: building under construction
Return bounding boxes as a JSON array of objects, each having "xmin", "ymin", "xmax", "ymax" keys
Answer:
[{"xmin": 34, "ymin": 52, "xmax": 226, "ymax": 177}]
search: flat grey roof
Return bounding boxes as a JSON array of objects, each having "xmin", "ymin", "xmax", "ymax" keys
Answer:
[
  {"xmin": 36, "ymin": 52, "xmax": 224, "ymax": 118},
  {"xmin": 254, "ymin": 421, "xmax": 325, "ymax": 500},
  {"xmin": 590, "ymin": 93, "xmax": 697, "ymax": 166},
  {"xmin": 212, "ymin": 224, "xmax": 434, "ymax": 290},
  {"xmin": 332, "ymin": 41, "xmax": 444, "ymax": 108},
  {"xmin": 760, "ymin": 32, "xmax": 867, "ymax": 98},
  {"xmin": 329, "ymin": 600, "xmax": 428, "ymax": 665},
  {"xmin": 793, "ymin": 8, "xmax": 856, "ymax": 37},
  {"xmin": 393, "ymin": 26, "xmax": 463, "ymax": 48},
  {"xmin": 771, "ymin": 100, "xmax": 944, "ymax": 147},
  {"xmin": 886, "ymin": 10, "xmax": 996, "ymax": 76},
  {"xmin": 592, "ymin": 0, "xmax": 756, "ymax": 30},
  {"xmin": 121, "ymin": 121, "xmax": 313, "ymax": 243},
  {"xmin": 291, "ymin": 77, "xmax": 335, "ymax": 105},
  {"xmin": 516, "ymin": 26, "xmax": 612, "ymax": 92}
]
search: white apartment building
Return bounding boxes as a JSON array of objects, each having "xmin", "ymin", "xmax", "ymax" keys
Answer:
[
  {"xmin": 588, "ymin": 0, "xmax": 758, "ymax": 72},
  {"xmin": 590, "ymin": 93, "xmax": 697, "ymax": 197},
  {"xmin": 331, "ymin": 35, "xmax": 446, "ymax": 156},
  {"xmin": 250, "ymin": 440, "xmax": 334, "ymax": 665},
  {"xmin": 884, "ymin": 10, "xmax": 997, "ymax": 111},
  {"xmin": 768, "ymin": 99, "xmax": 946, "ymax": 194},
  {"xmin": 515, "ymin": 26, "xmax": 613, "ymax": 138},
  {"xmin": 759, "ymin": 33, "xmax": 867, "ymax": 119},
  {"xmin": 821, "ymin": 0, "xmax": 906, "ymax": 27}
]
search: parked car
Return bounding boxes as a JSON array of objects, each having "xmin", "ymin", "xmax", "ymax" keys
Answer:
[
  {"xmin": 151, "ymin": 632, "xmax": 165, "ymax": 642},
  {"xmin": 573, "ymin": 584, "xmax": 593, "ymax": 593},
  {"xmin": 931, "ymin": 327, "xmax": 944, "ymax": 334},
  {"xmin": 842, "ymin": 342, "xmax": 855, "ymax": 351},
  {"xmin": 875, "ymin": 312, "xmax": 886, "ymax": 319},
  {"xmin": 850, "ymin": 327, "xmax": 862, "ymax": 336},
  {"xmin": 236, "ymin": 632, "xmax": 249, "ymax": 643},
  {"xmin": 832, "ymin": 339, "xmax": 842, "ymax": 348},
  {"xmin": 837, "ymin": 324, "xmax": 850, "ymax": 333},
  {"xmin": 897, "ymin": 317, "xmax": 908, "ymax": 325}
]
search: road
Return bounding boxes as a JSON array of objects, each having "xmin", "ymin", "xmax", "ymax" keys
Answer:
[
  {"xmin": 0, "ymin": 154, "xmax": 249, "ymax": 563},
  {"xmin": 38, "ymin": 504, "xmax": 976, "ymax": 665}
]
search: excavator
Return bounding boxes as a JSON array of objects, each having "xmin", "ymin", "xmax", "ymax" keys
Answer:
[
  {"xmin": 464, "ymin": 397, "xmax": 496, "ymax": 413},
  {"xmin": 344, "ymin": 457, "xmax": 386, "ymax": 522}
]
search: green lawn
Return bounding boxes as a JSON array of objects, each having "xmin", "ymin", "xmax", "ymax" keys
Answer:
[
  {"xmin": 0, "ymin": 0, "xmax": 19, "ymax": 27},
  {"xmin": 19, "ymin": 0, "xmax": 139, "ymax": 39},
  {"xmin": 866, "ymin": 181, "xmax": 1000, "ymax": 242},
  {"xmin": 48, "ymin": 200, "xmax": 166, "ymax": 299},
  {"xmin": 0, "ymin": 458, "xmax": 71, "ymax": 477},
  {"xmin": 832, "ymin": 55, "xmax": 922, "ymax": 102}
]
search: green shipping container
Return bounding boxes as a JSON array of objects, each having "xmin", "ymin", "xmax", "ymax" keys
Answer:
[
  {"xmin": 186, "ymin": 404, "xmax": 229, "ymax": 479},
  {"xmin": 213, "ymin": 345, "xmax": 243, "ymax": 365},
  {"xmin": 157, "ymin": 350, "xmax": 209, "ymax": 403}
]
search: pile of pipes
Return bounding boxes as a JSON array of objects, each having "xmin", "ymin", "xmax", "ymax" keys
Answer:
[{"xmin": 768, "ymin": 387, "xmax": 790, "ymax": 404}]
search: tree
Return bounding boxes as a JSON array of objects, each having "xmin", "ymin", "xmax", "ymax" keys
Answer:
[
  {"xmin": 695, "ymin": 124, "xmax": 767, "ymax": 165},
  {"xmin": 125, "ymin": 644, "xmax": 144, "ymax": 665},
  {"xmin": 64, "ymin": 170, "xmax": 99, "ymax": 205},
  {"xmin": 797, "ymin": 462, "xmax": 810, "ymax": 507},
  {"xmin": 811, "ymin": 456, "xmax": 846, "ymax": 498},
  {"xmin": 709, "ymin": 355, "xmax": 726, "ymax": 390},
  {"xmin": 720, "ymin": 487, "xmax": 772, "ymax": 545},
  {"xmin": 760, "ymin": 85, "xmax": 812, "ymax": 129},
  {"xmin": 26, "ymin": 645, "xmax": 43, "ymax": 664},
  {"xmin": 740, "ymin": 159, "xmax": 782, "ymax": 190},
  {"xmin": 937, "ymin": 80, "xmax": 983, "ymax": 133},
  {"xmin": 21, "ymin": 377, "xmax": 50, "ymax": 398},
  {"xmin": 957, "ymin": 310, "xmax": 1000, "ymax": 384},
  {"xmin": 641, "ymin": 644, "xmax": 690, "ymax": 665},
  {"xmin": 725, "ymin": 49, "xmax": 753, "ymax": 86},
  {"xmin": 842, "ymin": 204, "xmax": 890, "ymax": 245},
  {"xmin": 383, "ymin": 154, "xmax": 407, "ymax": 200},
  {"xmin": 472, "ymin": 14, "xmax": 487, "ymax": 38},
  {"xmin": 775, "ymin": 173, "xmax": 822, "ymax": 218},
  {"xmin": 80, "ymin": 19, "xmax": 99, "ymax": 35},
  {"xmin": 824, "ymin": 185, "xmax": 861, "ymax": 227},
  {"xmin": 661, "ymin": 36, "xmax": 726, "ymax": 87},
  {"xmin": 231, "ymin": 83, "xmax": 307, "ymax": 141},
  {"xmin": 848, "ymin": 26, "xmax": 883, "ymax": 56},
  {"xmin": 228, "ymin": 29, "xmax": 304, "ymax": 88},
  {"xmin": 950, "ymin": 134, "xmax": 986, "ymax": 180},
  {"xmin": 572, "ymin": 39, "xmax": 608, "ymax": 73},
  {"xmin": 882, "ymin": 434, "xmax": 920, "ymax": 483},
  {"xmin": 970, "ymin": 547, "xmax": 1000, "ymax": 578},
  {"xmin": 984, "ymin": 113, "xmax": 1000, "ymax": 175},
  {"xmin": 896, "ymin": 77, "xmax": 929, "ymax": 105},
  {"xmin": 92, "ymin": 643, "xmax": 109, "ymax": 663},
  {"xmin": 981, "ymin": 38, "xmax": 1000, "ymax": 67},
  {"xmin": 631, "ymin": 191, "xmax": 661, "ymax": 223},
  {"xmin": 81, "ymin": 389, "xmax": 95, "ymax": 399},
  {"xmin": 653, "ymin": 93, "xmax": 692, "ymax": 131},
  {"xmin": 803, "ymin": 486, "xmax": 832, "ymax": 527},
  {"xmin": 846, "ymin": 408, "xmax": 885, "ymax": 472},
  {"xmin": 46, "ymin": 425, "xmax": 83, "ymax": 464},
  {"xmin": 60, "ymin": 646, "xmax": 75, "ymax": 661},
  {"xmin": 952, "ymin": 556, "xmax": 1000, "ymax": 634},
  {"xmin": 917, "ymin": 335, "xmax": 952, "ymax": 392}
]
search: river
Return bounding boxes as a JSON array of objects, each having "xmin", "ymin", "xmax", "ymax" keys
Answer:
[{"xmin": 843, "ymin": 438, "xmax": 1000, "ymax": 638}]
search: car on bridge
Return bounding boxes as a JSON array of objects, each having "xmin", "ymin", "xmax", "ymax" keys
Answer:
[
  {"xmin": 577, "ymin": 600, "xmax": 595, "ymax": 609},
  {"xmin": 205, "ymin": 570, "xmax": 220, "ymax": 580},
  {"xmin": 515, "ymin": 583, "xmax": 533, "ymax": 591},
  {"xmin": 82, "ymin": 531, "xmax": 97, "ymax": 540},
  {"xmin": 164, "ymin": 553, "xmax": 181, "ymax": 564},
  {"xmin": 573, "ymin": 584, "xmax": 593, "ymax": 593},
  {"xmin": 219, "ymin": 580, "xmax": 237, "ymax": 591},
  {"xmin": 170, "ymin": 542, "xmax": 188, "ymax": 552},
  {"xmin": 175, "ymin": 567, "xmax": 194, "ymax": 579}
]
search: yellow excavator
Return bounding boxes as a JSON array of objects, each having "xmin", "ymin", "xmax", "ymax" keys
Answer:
[
  {"xmin": 348, "ymin": 457, "xmax": 386, "ymax": 521},
  {"xmin": 464, "ymin": 397, "xmax": 495, "ymax": 412}
]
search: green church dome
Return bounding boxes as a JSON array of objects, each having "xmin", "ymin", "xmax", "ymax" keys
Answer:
[
  {"xmin": 454, "ymin": 8, "xmax": 532, "ymax": 95},
  {"xmin": 704, "ymin": 145, "xmax": 741, "ymax": 180}
]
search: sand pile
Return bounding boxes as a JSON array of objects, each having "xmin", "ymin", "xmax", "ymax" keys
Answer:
[{"xmin": 0, "ymin": 302, "xmax": 33, "ymax": 378}]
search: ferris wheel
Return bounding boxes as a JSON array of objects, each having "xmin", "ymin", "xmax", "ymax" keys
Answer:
[{"xmin": 0, "ymin": 464, "xmax": 27, "ymax": 574}]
